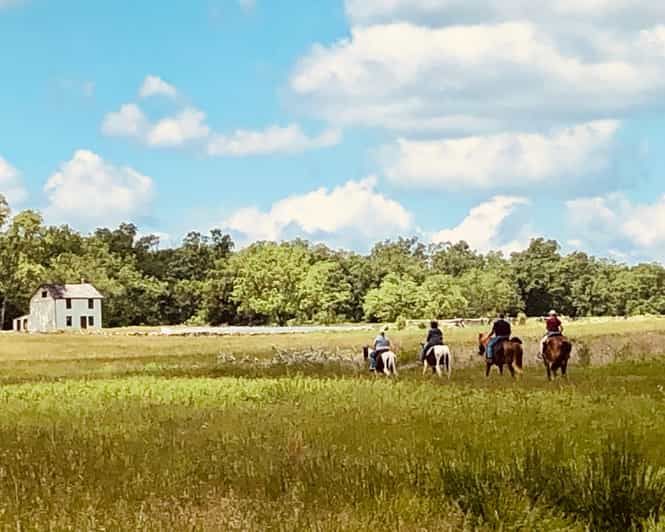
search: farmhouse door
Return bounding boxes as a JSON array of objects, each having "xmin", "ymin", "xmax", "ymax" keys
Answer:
[{"xmin": 80, "ymin": 316, "xmax": 88, "ymax": 329}]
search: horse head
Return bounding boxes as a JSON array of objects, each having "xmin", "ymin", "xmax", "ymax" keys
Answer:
[{"xmin": 478, "ymin": 333, "xmax": 488, "ymax": 356}]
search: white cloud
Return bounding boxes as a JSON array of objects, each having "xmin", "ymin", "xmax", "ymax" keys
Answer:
[
  {"xmin": 139, "ymin": 75, "xmax": 178, "ymax": 99},
  {"xmin": 345, "ymin": 0, "xmax": 665, "ymax": 29},
  {"xmin": 207, "ymin": 124, "xmax": 341, "ymax": 156},
  {"xmin": 101, "ymin": 103, "xmax": 148, "ymax": 138},
  {"xmin": 0, "ymin": 156, "xmax": 27, "ymax": 205},
  {"xmin": 146, "ymin": 107, "xmax": 211, "ymax": 147},
  {"xmin": 43, "ymin": 150, "xmax": 154, "ymax": 228},
  {"xmin": 383, "ymin": 120, "xmax": 619, "ymax": 189},
  {"xmin": 431, "ymin": 196, "xmax": 529, "ymax": 253},
  {"xmin": 102, "ymin": 105, "xmax": 210, "ymax": 148},
  {"xmin": 566, "ymin": 193, "xmax": 665, "ymax": 261},
  {"xmin": 291, "ymin": 17, "xmax": 665, "ymax": 134},
  {"xmin": 222, "ymin": 176, "xmax": 413, "ymax": 249},
  {"xmin": 238, "ymin": 0, "xmax": 256, "ymax": 12},
  {"xmin": 0, "ymin": 0, "xmax": 21, "ymax": 9}
]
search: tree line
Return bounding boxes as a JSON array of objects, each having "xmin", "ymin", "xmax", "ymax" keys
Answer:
[{"xmin": 1, "ymin": 194, "xmax": 664, "ymax": 329}]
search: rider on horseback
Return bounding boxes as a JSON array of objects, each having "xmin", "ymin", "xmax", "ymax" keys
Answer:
[
  {"xmin": 370, "ymin": 328, "xmax": 392, "ymax": 371},
  {"xmin": 538, "ymin": 310, "xmax": 563, "ymax": 359},
  {"xmin": 486, "ymin": 313, "xmax": 511, "ymax": 360},
  {"xmin": 420, "ymin": 320, "xmax": 444, "ymax": 362}
]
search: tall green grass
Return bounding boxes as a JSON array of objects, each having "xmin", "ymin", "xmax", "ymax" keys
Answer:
[{"xmin": 0, "ymin": 363, "xmax": 664, "ymax": 530}]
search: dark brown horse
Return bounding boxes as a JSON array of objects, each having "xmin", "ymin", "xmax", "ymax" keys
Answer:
[
  {"xmin": 542, "ymin": 334, "xmax": 572, "ymax": 380},
  {"xmin": 478, "ymin": 334, "xmax": 524, "ymax": 378}
]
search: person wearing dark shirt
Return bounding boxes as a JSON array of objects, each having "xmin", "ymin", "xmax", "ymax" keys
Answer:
[
  {"xmin": 486, "ymin": 313, "xmax": 512, "ymax": 360},
  {"xmin": 539, "ymin": 310, "xmax": 563, "ymax": 359},
  {"xmin": 420, "ymin": 320, "xmax": 444, "ymax": 362}
]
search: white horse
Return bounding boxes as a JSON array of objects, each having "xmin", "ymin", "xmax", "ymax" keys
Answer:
[
  {"xmin": 376, "ymin": 350, "xmax": 398, "ymax": 376},
  {"xmin": 363, "ymin": 346, "xmax": 398, "ymax": 376},
  {"xmin": 422, "ymin": 345, "xmax": 453, "ymax": 378}
]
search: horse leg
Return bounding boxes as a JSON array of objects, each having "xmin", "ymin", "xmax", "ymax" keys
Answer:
[
  {"xmin": 545, "ymin": 362, "xmax": 552, "ymax": 381},
  {"xmin": 423, "ymin": 361, "xmax": 428, "ymax": 377},
  {"xmin": 561, "ymin": 360, "xmax": 568, "ymax": 379},
  {"xmin": 446, "ymin": 355, "xmax": 452, "ymax": 380},
  {"xmin": 508, "ymin": 364, "xmax": 516, "ymax": 378},
  {"xmin": 499, "ymin": 364, "xmax": 504, "ymax": 376},
  {"xmin": 436, "ymin": 361, "xmax": 443, "ymax": 377},
  {"xmin": 485, "ymin": 362, "xmax": 491, "ymax": 378},
  {"xmin": 551, "ymin": 360, "xmax": 562, "ymax": 380}
]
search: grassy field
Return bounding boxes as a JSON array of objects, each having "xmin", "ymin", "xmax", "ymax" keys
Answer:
[{"xmin": 1, "ymin": 318, "xmax": 665, "ymax": 530}]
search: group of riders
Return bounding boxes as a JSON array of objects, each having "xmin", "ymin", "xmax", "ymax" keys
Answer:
[{"xmin": 368, "ymin": 310, "xmax": 564, "ymax": 371}]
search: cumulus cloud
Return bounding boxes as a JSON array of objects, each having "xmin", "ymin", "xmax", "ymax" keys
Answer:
[
  {"xmin": 0, "ymin": 156, "xmax": 27, "ymax": 205},
  {"xmin": 238, "ymin": 0, "xmax": 256, "ymax": 12},
  {"xmin": 0, "ymin": 0, "xmax": 21, "ymax": 9},
  {"xmin": 139, "ymin": 75, "xmax": 178, "ymax": 99},
  {"xmin": 566, "ymin": 193, "xmax": 665, "ymax": 261},
  {"xmin": 102, "ymin": 77, "xmax": 339, "ymax": 156},
  {"xmin": 291, "ymin": 15, "xmax": 665, "ymax": 134},
  {"xmin": 383, "ymin": 120, "xmax": 619, "ymax": 189},
  {"xmin": 344, "ymin": 0, "xmax": 665, "ymax": 28},
  {"xmin": 431, "ymin": 196, "xmax": 530, "ymax": 253},
  {"xmin": 43, "ymin": 150, "xmax": 154, "ymax": 228},
  {"xmin": 146, "ymin": 107, "xmax": 211, "ymax": 147},
  {"xmin": 222, "ymin": 176, "xmax": 413, "ymax": 249},
  {"xmin": 101, "ymin": 103, "xmax": 148, "ymax": 138},
  {"xmin": 208, "ymin": 124, "xmax": 341, "ymax": 156}
]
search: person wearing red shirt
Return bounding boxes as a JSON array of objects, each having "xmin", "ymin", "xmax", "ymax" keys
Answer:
[{"xmin": 539, "ymin": 310, "xmax": 563, "ymax": 359}]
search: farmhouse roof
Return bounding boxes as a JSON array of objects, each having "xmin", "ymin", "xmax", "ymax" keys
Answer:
[{"xmin": 38, "ymin": 283, "xmax": 104, "ymax": 299}]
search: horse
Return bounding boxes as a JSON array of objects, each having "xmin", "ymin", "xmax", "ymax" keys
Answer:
[
  {"xmin": 422, "ymin": 344, "xmax": 453, "ymax": 378},
  {"xmin": 542, "ymin": 334, "xmax": 572, "ymax": 380},
  {"xmin": 363, "ymin": 346, "xmax": 398, "ymax": 376},
  {"xmin": 478, "ymin": 334, "xmax": 524, "ymax": 378}
]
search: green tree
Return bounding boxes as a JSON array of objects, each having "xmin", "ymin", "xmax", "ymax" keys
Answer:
[
  {"xmin": 510, "ymin": 239, "xmax": 563, "ymax": 316},
  {"xmin": 0, "ymin": 210, "xmax": 46, "ymax": 328},
  {"xmin": 430, "ymin": 241, "xmax": 485, "ymax": 277},
  {"xmin": 230, "ymin": 241, "xmax": 313, "ymax": 325},
  {"xmin": 298, "ymin": 261, "xmax": 353, "ymax": 323},
  {"xmin": 369, "ymin": 237, "xmax": 428, "ymax": 285},
  {"xmin": 457, "ymin": 268, "xmax": 523, "ymax": 317},
  {"xmin": 416, "ymin": 274, "xmax": 468, "ymax": 319},
  {"xmin": 363, "ymin": 273, "xmax": 420, "ymax": 322}
]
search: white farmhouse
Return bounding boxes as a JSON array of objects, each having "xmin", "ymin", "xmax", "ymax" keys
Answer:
[{"xmin": 13, "ymin": 283, "xmax": 104, "ymax": 332}]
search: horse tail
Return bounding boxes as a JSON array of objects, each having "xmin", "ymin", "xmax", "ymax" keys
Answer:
[
  {"xmin": 561, "ymin": 339, "xmax": 573, "ymax": 360},
  {"xmin": 514, "ymin": 344, "xmax": 524, "ymax": 373}
]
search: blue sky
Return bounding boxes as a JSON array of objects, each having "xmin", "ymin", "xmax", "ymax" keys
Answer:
[{"xmin": 2, "ymin": 0, "xmax": 665, "ymax": 261}]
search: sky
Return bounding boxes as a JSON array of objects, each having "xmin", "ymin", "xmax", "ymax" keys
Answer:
[{"xmin": 1, "ymin": 0, "xmax": 665, "ymax": 262}]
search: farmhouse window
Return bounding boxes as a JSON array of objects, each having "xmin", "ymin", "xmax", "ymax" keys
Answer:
[
  {"xmin": 88, "ymin": 298, "xmax": 94, "ymax": 309},
  {"xmin": 66, "ymin": 299, "xmax": 72, "ymax": 309},
  {"xmin": 88, "ymin": 316, "xmax": 95, "ymax": 327},
  {"xmin": 66, "ymin": 316, "xmax": 72, "ymax": 327},
  {"xmin": 41, "ymin": 291, "xmax": 47, "ymax": 298}
]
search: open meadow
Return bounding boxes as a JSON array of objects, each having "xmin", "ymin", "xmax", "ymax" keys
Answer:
[{"xmin": 1, "ymin": 318, "xmax": 665, "ymax": 530}]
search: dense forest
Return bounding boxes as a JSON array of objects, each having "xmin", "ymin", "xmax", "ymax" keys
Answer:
[{"xmin": 1, "ymin": 194, "xmax": 664, "ymax": 329}]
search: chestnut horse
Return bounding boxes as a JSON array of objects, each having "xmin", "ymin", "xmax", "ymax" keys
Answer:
[
  {"xmin": 478, "ymin": 334, "xmax": 524, "ymax": 378},
  {"xmin": 542, "ymin": 334, "xmax": 572, "ymax": 380}
]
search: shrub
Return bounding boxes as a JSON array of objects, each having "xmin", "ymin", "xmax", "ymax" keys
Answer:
[
  {"xmin": 517, "ymin": 312, "xmax": 527, "ymax": 325},
  {"xmin": 576, "ymin": 340, "xmax": 592, "ymax": 368},
  {"xmin": 395, "ymin": 316, "xmax": 407, "ymax": 331}
]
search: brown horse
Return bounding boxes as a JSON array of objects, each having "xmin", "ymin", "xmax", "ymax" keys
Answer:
[
  {"xmin": 478, "ymin": 334, "xmax": 524, "ymax": 378},
  {"xmin": 542, "ymin": 334, "xmax": 572, "ymax": 380}
]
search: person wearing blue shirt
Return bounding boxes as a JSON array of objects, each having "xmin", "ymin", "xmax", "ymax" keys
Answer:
[{"xmin": 370, "ymin": 328, "xmax": 391, "ymax": 371}]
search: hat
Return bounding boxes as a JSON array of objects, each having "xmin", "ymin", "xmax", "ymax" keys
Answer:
[{"xmin": 548, "ymin": 310, "xmax": 557, "ymax": 316}]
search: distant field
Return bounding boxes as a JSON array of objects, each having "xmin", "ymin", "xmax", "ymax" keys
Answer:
[{"xmin": 1, "ymin": 317, "xmax": 664, "ymax": 530}]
